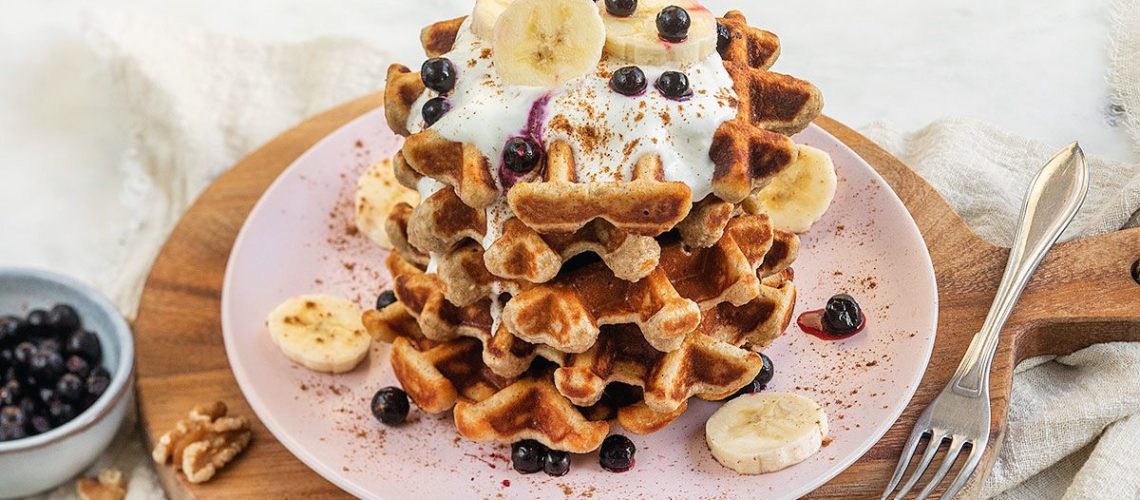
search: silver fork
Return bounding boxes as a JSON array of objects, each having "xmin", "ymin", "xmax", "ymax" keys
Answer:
[{"xmin": 881, "ymin": 143, "xmax": 1089, "ymax": 500}]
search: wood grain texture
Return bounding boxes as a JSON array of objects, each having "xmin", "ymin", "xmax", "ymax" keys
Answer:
[{"xmin": 133, "ymin": 97, "xmax": 1140, "ymax": 499}]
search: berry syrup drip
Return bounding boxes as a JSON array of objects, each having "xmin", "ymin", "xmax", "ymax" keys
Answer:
[
  {"xmin": 797, "ymin": 294, "xmax": 867, "ymax": 341},
  {"xmin": 498, "ymin": 94, "xmax": 551, "ymax": 190}
]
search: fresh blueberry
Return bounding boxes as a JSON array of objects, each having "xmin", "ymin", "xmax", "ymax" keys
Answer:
[
  {"xmin": 602, "ymin": 383, "xmax": 642, "ymax": 408},
  {"xmin": 0, "ymin": 380, "xmax": 20, "ymax": 406},
  {"xmin": 599, "ymin": 434, "xmax": 636, "ymax": 472},
  {"xmin": 56, "ymin": 373, "xmax": 84, "ymax": 401},
  {"xmin": 502, "ymin": 137, "xmax": 542, "ymax": 173},
  {"xmin": 38, "ymin": 387, "xmax": 55, "ymax": 404},
  {"xmin": 610, "ymin": 66, "xmax": 647, "ymax": 97},
  {"xmin": 65, "ymin": 330, "xmax": 102, "ymax": 364},
  {"xmin": 29, "ymin": 350, "xmax": 64, "ymax": 384},
  {"xmin": 38, "ymin": 338, "xmax": 61, "ymax": 355},
  {"xmin": 655, "ymin": 71, "xmax": 692, "ymax": 100},
  {"xmin": 86, "ymin": 367, "xmax": 111, "ymax": 400},
  {"xmin": 605, "ymin": 0, "xmax": 637, "ymax": 17},
  {"xmin": 26, "ymin": 309, "xmax": 51, "ymax": 334},
  {"xmin": 822, "ymin": 294, "xmax": 864, "ymax": 335},
  {"xmin": 543, "ymin": 450, "xmax": 571, "ymax": 476},
  {"xmin": 17, "ymin": 397, "xmax": 37, "ymax": 417},
  {"xmin": 716, "ymin": 22, "xmax": 732, "ymax": 56},
  {"xmin": 656, "ymin": 6, "xmax": 691, "ymax": 43},
  {"xmin": 421, "ymin": 57, "xmax": 457, "ymax": 94},
  {"xmin": 726, "ymin": 353, "xmax": 775, "ymax": 399},
  {"xmin": 47, "ymin": 304, "xmax": 81, "ymax": 334},
  {"xmin": 13, "ymin": 342, "xmax": 37, "ymax": 366},
  {"xmin": 47, "ymin": 398, "xmax": 75, "ymax": 426},
  {"xmin": 370, "ymin": 386, "xmax": 410, "ymax": 426},
  {"xmin": 65, "ymin": 355, "xmax": 91, "ymax": 378},
  {"xmin": 375, "ymin": 290, "xmax": 397, "ymax": 310},
  {"xmin": 0, "ymin": 316, "xmax": 21, "ymax": 346},
  {"xmin": 0, "ymin": 405, "xmax": 26, "ymax": 428},
  {"xmin": 0, "ymin": 422, "xmax": 26, "ymax": 441},
  {"xmin": 421, "ymin": 97, "xmax": 451, "ymax": 127},
  {"xmin": 511, "ymin": 439, "xmax": 546, "ymax": 474},
  {"xmin": 29, "ymin": 415, "xmax": 52, "ymax": 435},
  {"xmin": 0, "ymin": 349, "xmax": 12, "ymax": 366}
]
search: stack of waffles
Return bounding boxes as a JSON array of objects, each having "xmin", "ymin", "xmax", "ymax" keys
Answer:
[{"xmin": 362, "ymin": 9, "xmax": 826, "ymax": 454}]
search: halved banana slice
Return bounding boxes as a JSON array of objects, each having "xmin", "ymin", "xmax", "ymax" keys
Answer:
[
  {"xmin": 705, "ymin": 392, "xmax": 828, "ymax": 474},
  {"xmin": 492, "ymin": 0, "xmax": 605, "ymax": 87},
  {"xmin": 746, "ymin": 146, "xmax": 837, "ymax": 233},
  {"xmin": 471, "ymin": 0, "xmax": 514, "ymax": 40},
  {"xmin": 355, "ymin": 158, "xmax": 421, "ymax": 249},
  {"xmin": 267, "ymin": 295, "xmax": 370, "ymax": 374},
  {"xmin": 601, "ymin": 0, "xmax": 717, "ymax": 66}
]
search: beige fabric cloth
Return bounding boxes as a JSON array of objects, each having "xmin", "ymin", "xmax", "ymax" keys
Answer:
[{"xmin": 21, "ymin": 0, "xmax": 1140, "ymax": 498}]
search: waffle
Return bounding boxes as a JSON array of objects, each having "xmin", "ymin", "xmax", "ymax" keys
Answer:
[
  {"xmin": 385, "ymin": 202, "xmax": 430, "ymax": 267},
  {"xmin": 709, "ymin": 11, "xmax": 824, "ymax": 203},
  {"xmin": 420, "ymin": 16, "xmax": 465, "ymax": 58},
  {"xmin": 384, "ymin": 64, "xmax": 423, "ymax": 138}
]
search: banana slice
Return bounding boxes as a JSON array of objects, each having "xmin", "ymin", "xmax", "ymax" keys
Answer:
[
  {"xmin": 471, "ymin": 0, "xmax": 514, "ymax": 40},
  {"xmin": 705, "ymin": 392, "xmax": 828, "ymax": 474},
  {"xmin": 746, "ymin": 146, "xmax": 837, "ymax": 233},
  {"xmin": 600, "ymin": 0, "xmax": 717, "ymax": 66},
  {"xmin": 492, "ymin": 0, "xmax": 605, "ymax": 87},
  {"xmin": 355, "ymin": 158, "xmax": 421, "ymax": 249},
  {"xmin": 267, "ymin": 295, "xmax": 370, "ymax": 374}
]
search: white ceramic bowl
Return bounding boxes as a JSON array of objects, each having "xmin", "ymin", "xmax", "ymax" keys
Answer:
[{"xmin": 0, "ymin": 268, "xmax": 135, "ymax": 499}]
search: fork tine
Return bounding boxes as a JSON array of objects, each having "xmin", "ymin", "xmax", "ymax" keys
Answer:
[
  {"xmin": 915, "ymin": 435, "xmax": 967, "ymax": 500},
  {"xmin": 892, "ymin": 430, "xmax": 947, "ymax": 500},
  {"xmin": 941, "ymin": 439, "xmax": 985, "ymax": 500},
  {"xmin": 881, "ymin": 428, "xmax": 929, "ymax": 499}
]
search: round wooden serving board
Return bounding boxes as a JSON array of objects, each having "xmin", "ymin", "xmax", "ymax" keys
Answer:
[{"xmin": 134, "ymin": 93, "xmax": 1140, "ymax": 499}]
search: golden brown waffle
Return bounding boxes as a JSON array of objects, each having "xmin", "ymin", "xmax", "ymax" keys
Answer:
[
  {"xmin": 453, "ymin": 373, "xmax": 611, "ymax": 453},
  {"xmin": 383, "ymin": 64, "xmax": 423, "ymax": 138},
  {"xmin": 385, "ymin": 202, "xmax": 430, "ymax": 267},
  {"xmin": 402, "ymin": 130, "xmax": 499, "ymax": 209},
  {"xmin": 420, "ymin": 16, "xmax": 465, "ymax": 57},
  {"xmin": 507, "ymin": 141, "xmax": 693, "ymax": 236},
  {"xmin": 503, "ymin": 214, "xmax": 798, "ymax": 353},
  {"xmin": 406, "ymin": 187, "xmax": 486, "ymax": 254}
]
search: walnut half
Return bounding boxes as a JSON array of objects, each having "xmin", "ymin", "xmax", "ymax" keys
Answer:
[
  {"xmin": 76, "ymin": 468, "xmax": 126, "ymax": 500},
  {"xmin": 152, "ymin": 401, "xmax": 252, "ymax": 483}
]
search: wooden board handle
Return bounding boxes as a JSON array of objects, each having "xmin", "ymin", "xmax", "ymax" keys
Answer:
[{"xmin": 1012, "ymin": 227, "xmax": 1140, "ymax": 360}]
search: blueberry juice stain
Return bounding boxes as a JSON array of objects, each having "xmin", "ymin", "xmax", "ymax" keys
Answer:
[{"xmin": 798, "ymin": 293, "xmax": 867, "ymax": 340}]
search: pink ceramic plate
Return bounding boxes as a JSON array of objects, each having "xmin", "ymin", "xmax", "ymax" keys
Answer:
[{"xmin": 222, "ymin": 109, "xmax": 937, "ymax": 499}]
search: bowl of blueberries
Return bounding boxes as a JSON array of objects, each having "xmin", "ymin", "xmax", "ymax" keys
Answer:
[{"xmin": 0, "ymin": 268, "xmax": 134, "ymax": 498}]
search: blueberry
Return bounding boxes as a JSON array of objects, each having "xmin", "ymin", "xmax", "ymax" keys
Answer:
[
  {"xmin": 716, "ymin": 22, "xmax": 732, "ymax": 56},
  {"xmin": 0, "ymin": 316, "xmax": 21, "ymax": 346},
  {"xmin": 375, "ymin": 290, "xmax": 397, "ymax": 310},
  {"xmin": 38, "ymin": 387, "xmax": 55, "ymax": 404},
  {"xmin": 13, "ymin": 342, "xmax": 37, "ymax": 366},
  {"xmin": 602, "ymin": 383, "xmax": 642, "ymax": 408},
  {"xmin": 29, "ymin": 350, "xmax": 64, "ymax": 384},
  {"xmin": 511, "ymin": 439, "xmax": 546, "ymax": 474},
  {"xmin": 726, "ymin": 353, "xmax": 774, "ymax": 399},
  {"xmin": 0, "ymin": 380, "xmax": 20, "ymax": 406},
  {"xmin": 29, "ymin": 415, "xmax": 52, "ymax": 435},
  {"xmin": 543, "ymin": 450, "xmax": 570, "ymax": 476},
  {"xmin": 47, "ymin": 398, "xmax": 76, "ymax": 426},
  {"xmin": 655, "ymin": 71, "xmax": 692, "ymax": 100},
  {"xmin": 502, "ymin": 137, "xmax": 542, "ymax": 173},
  {"xmin": 56, "ymin": 373, "xmax": 84, "ymax": 401},
  {"xmin": 421, "ymin": 97, "xmax": 451, "ymax": 127},
  {"xmin": 38, "ymin": 338, "xmax": 61, "ymax": 355},
  {"xmin": 370, "ymin": 386, "xmax": 409, "ymax": 426},
  {"xmin": 421, "ymin": 57, "xmax": 457, "ymax": 94},
  {"xmin": 25, "ymin": 309, "xmax": 51, "ymax": 336},
  {"xmin": 65, "ymin": 355, "xmax": 91, "ymax": 378},
  {"xmin": 47, "ymin": 304, "xmax": 81, "ymax": 334},
  {"xmin": 599, "ymin": 434, "xmax": 635, "ymax": 472},
  {"xmin": 86, "ymin": 367, "xmax": 111, "ymax": 400},
  {"xmin": 0, "ymin": 422, "xmax": 26, "ymax": 441},
  {"xmin": 605, "ymin": 0, "xmax": 637, "ymax": 17},
  {"xmin": 65, "ymin": 330, "xmax": 102, "ymax": 364},
  {"xmin": 610, "ymin": 66, "xmax": 647, "ymax": 97},
  {"xmin": 822, "ymin": 294, "xmax": 864, "ymax": 335},
  {"xmin": 0, "ymin": 349, "xmax": 12, "ymax": 366},
  {"xmin": 0, "ymin": 405, "xmax": 26, "ymax": 428},
  {"xmin": 17, "ymin": 397, "xmax": 37, "ymax": 418},
  {"xmin": 656, "ymin": 6, "xmax": 690, "ymax": 43}
]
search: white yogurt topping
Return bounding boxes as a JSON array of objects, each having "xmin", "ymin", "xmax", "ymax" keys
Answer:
[{"xmin": 406, "ymin": 17, "xmax": 738, "ymax": 215}]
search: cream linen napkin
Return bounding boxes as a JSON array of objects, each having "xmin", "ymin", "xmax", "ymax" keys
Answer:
[{"xmin": 31, "ymin": 2, "xmax": 1140, "ymax": 498}]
